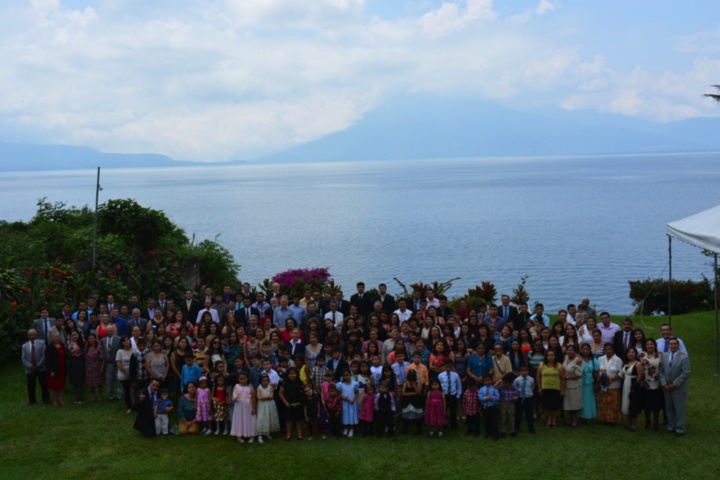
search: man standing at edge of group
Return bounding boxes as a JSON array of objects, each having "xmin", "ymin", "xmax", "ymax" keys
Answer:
[
  {"xmin": 660, "ymin": 338, "xmax": 690, "ymax": 437},
  {"xmin": 656, "ymin": 324, "xmax": 688, "ymax": 354},
  {"xmin": 22, "ymin": 329, "xmax": 49, "ymax": 405}
]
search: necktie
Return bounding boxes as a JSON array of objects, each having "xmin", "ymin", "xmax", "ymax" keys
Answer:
[
  {"xmin": 624, "ymin": 332, "xmax": 629, "ymax": 350},
  {"xmin": 44, "ymin": 319, "xmax": 49, "ymax": 343},
  {"xmin": 31, "ymin": 341, "xmax": 36, "ymax": 365},
  {"xmin": 504, "ymin": 307, "xmax": 509, "ymax": 319},
  {"xmin": 664, "ymin": 340, "xmax": 669, "ymax": 353},
  {"xmin": 246, "ymin": 309, "xmax": 250, "ymax": 321},
  {"xmin": 332, "ymin": 312, "xmax": 336, "ymax": 324},
  {"xmin": 522, "ymin": 377, "xmax": 526, "ymax": 402},
  {"xmin": 669, "ymin": 353, "xmax": 674, "ymax": 368}
]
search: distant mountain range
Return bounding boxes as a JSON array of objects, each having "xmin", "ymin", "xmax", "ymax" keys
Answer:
[
  {"xmin": 1, "ymin": 94, "xmax": 719, "ymax": 172},
  {"xmin": 258, "ymin": 95, "xmax": 720, "ymax": 163}
]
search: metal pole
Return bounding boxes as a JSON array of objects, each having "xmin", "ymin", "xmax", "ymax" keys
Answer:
[
  {"xmin": 92, "ymin": 167, "xmax": 101, "ymax": 270},
  {"xmin": 715, "ymin": 253, "xmax": 718, "ymax": 376},
  {"xmin": 668, "ymin": 235, "xmax": 672, "ymax": 327}
]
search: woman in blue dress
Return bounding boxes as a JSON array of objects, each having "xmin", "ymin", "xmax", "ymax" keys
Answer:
[
  {"xmin": 338, "ymin": 369, "xmax": 360, "ymax": 437},
  {"xmin": 579, "ymin": 343, "xmax": 599, "ymax": 422}
]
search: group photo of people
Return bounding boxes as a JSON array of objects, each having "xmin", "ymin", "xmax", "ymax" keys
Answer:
[{"xmin": 20, "ymin": 281, "xmax": 692, "ymax": 442}]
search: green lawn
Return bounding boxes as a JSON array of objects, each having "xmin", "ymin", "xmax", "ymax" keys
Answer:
[{"xmin": 2, "ymin": 313, "xmax": 719, "ymax": 480}]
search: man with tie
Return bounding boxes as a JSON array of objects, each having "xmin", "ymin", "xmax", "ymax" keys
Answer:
[
  {"xmin": 656, "ymin": 324, "xmax": 688, "ymax": 354},
  {"xmin": 613, "ymin": 317, "xmax": 634, "ymax": 362},
  {"xmin": 181, "ymin": 290, "xmax": 201, "ymax": 323},
  {"xmin": 373, "ymin": 283, "xmax": 396, "ymax": 313},
  {"xmin": 21, "ymin": 329, "xmax": 49, "ymax": 405},
  {"xmin": 48, "ymin": 316, "xmax": 68, "ymax": 346},
  {"xmin": 499, "ymin": 295, "xmax": 519, "ymax": 325},
  {"xmin": 409, "ymin": 290, "xmax": 422, "ymax": 313},
  {"xmin": 236, "ymin": 298, "xmax": 260, "ymax": 326},
  {"xmin": 660, "ymin": 338, "xmax": 691, "ymax": 436},
  {"xmin": 324, "ymin": 300, "xmax": 344, "ymax": 329},
  {"xmin": 240, "ymin": 282, "xmax": 256, "ymax": 303},
  {"xmin": 351, "ymin": 282, "xmax": 374, "ymax": 318},
  {"xmin": 31, "ymin": 307, "xmax": 55, "ymax": 345},
  {"xmin": 106, "ymin": 294, "xmax": 116, "ymax": 314},
  {"xmin": 126, "ymin": 308, "xmax": 149, "ymax": 337},
  {"xmin": 133, "ymin": 379, "xmax": 160, "ymax": 438},
  {"xmin": 157, "ymin": 291, "xmax": 168, "ymax": 314},
  {"xmin": 103, "ymin": 325, "xmax": 122, "ymax": 401},
  {"xmin": 334, "ymin": 291, "xmax": 349, "ymax": 316},
  {"xmin": 438, "ymin": 359, "xmax": 462, "ymax": 431}
]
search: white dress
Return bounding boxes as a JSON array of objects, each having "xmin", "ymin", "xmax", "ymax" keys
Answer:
[{"xmin": 255, "ymin": 385, "xmax": 280, "ymax": 435}]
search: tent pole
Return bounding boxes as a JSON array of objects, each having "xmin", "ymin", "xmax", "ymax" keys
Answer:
[
  {"xmin": 668, "ymin": 235, "xmax": 672, "ymax": 327},
  {"xmin": 715, "ymin": 253, "xmax": 718, "ymax": 376}
]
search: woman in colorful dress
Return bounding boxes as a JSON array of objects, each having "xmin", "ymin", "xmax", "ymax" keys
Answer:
[{"xmin": 640, "ymin": 338, "xmax": 663, "ymax": 430}]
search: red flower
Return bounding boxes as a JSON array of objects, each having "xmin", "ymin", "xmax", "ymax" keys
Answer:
[
  {"xmin": 43, "ymin": 288, "xmax": 52, "ymax": 297},
  {"xmin": 56, "ymin": 256, "xmax": 62, "ymax": 261},
  {"xmin": 24, "ymin": 287, "xmax": 31, "ymax": 293},
  {"xmin": 40, "ymin": 270, "xmax": 46, "ymax": 277},
  {"xmin": 116, "ymin": 264, "xmax": 122, "ymax": 270},
  {"xmin": 25, "ymin": 271, "xmax": 32, "ymax": 276},
  {"xmin": 64, "ymin": 270, "xmax": 70, "ymax": 276},
  {"xmin": 109, "ymin": 273, "xmax": 115, "ymax": 280},
  {"xmin": 11, "ymin": 301, "xmax": 18, "ymax": 309}
]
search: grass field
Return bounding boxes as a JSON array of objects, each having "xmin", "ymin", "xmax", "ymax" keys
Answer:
[{"xmin": 1, "ymin": 313, "xmax": 719, "ymax": 480}]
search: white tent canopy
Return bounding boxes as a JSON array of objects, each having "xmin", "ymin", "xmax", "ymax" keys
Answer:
[
  {"xmin": 666, "ymin": 204, "xmax": 720, "ymax": 376},
  {"xmin": 667, "ymin": 204, "xmax": 720, "ymax": 253}
]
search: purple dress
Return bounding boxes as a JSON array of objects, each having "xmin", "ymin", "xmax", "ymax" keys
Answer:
[
  {"xmin": 424, "ymin": 390, "xmax": 447, "ymax": 426},
  {"xmin": 195, "ymin": 387, "xmax": 213, "ymax": 422}
]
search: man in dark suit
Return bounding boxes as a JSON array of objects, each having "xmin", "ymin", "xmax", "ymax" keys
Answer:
[
  {"xmin": 21, "ymin": 329, "xmax": 49, "ymax": 405},
  {"xmin": 128, "ymin": 295, "xmax": 143, "ymax": 317},
  {"xmin": 612, "ymin": 317, "xmax": 634, "ymax": 363},
  {"xmin": 499, "ymin": 294, "xmax": 519, "ymax": 326},
  {"xmin": 329, "ymin": 347, "xmax": 349, "ymax": 381},
  {"xmin": 267, "ymin": 282, "xmax": 282, "ymax": 302},
  {"xmin": 660, "ymin": 338, "xmax": 691, "ymax": 436},
  {"xmin": 286, "ymin": 328, "xmax": 306, "ymax": 357},
  {"xmin": 239, "ymin": 282, "xmax": 256, "ymax": 303},
  {"xmin": 180, "ymin": 290, "xmax": 201, "ymax": 323},
  {"xmin": 236, "ymin": 298, "xmax": 260, "ymax": 326},
  {"xmin": 133, "ymin": 379, "xmax": 160, "ymax": 438},
  {"xmin": 437, "ymin": 295, "xmax": 453, "ymax": 319},
  {"xmin": 373, "ymin": 283, "xmax": 396, "ymax": 313},
  {"xmin": 335, "ymin": 291, "xmax": 350, "ymax": 316},
  {"xmin": 350, "ymin": 282, "xmax": 374, "ymax": 318},
  {"xmin": 126, "ymin": 308, "xmax": 149, "ymax": 336},
  {"xmin": 31, "ymin": 307, "xmax": 55, "ymax": 345},
  {"xmin": 103, "ymin": 325, "xmax": 122, "ymax": 401},
  {"xmin": 156, "ymin": 291, "xmax": 168, "ymax": 314},
  {"xmin": 408, "ymin": 290, "xmax": 422, "ymax": 313}
]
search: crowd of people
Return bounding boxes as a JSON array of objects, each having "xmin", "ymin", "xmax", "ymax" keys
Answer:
[{"xmin": 20, "ymin": 281, "xmax": 691, "ymax": 441}]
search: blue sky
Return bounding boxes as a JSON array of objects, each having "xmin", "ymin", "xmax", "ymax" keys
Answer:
[{"xmin": 1, "ymin": 0, "xmax": 719, "ymax": 162}]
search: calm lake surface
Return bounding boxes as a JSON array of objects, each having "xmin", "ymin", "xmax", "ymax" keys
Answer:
[{"xmin": 1, "ymin": 153, "xmax": 719, "ymax": 313}]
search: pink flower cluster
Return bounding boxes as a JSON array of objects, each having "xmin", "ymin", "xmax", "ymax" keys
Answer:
[{"xmin": 272, "ymin": 267, "xmax": 331, "ymax": 288}]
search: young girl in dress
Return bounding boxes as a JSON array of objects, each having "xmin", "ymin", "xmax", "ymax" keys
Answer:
[
  {"xmin": 338, "ymin": 369, "xmax": 360, "ymax": 437},
  {"xmin": 358, "ymin": 383, "xmax": 376, "ymax": 437},
  {"xmin": 424, "ymin": 379, "xmax": 447, "ymax": 437},
  {"xmin": 256, "ymin": 374, "xmax": 280, "ymax": 443},
  {"xmin": 231, "ymin": 371, "xmax": 257, "ymax": 443},
  {"xmin": 402, "ymin": 369, "xmax": 424, "ymax": 435},
  {"xmin": 212, "ymin": 375, "xmax": 230, "ymax": 435},
  {"xmin": 195, "ymin": 376, "xmax": 214, "ymax": 434},
  {"xmin": 303, "ymin": 384, "xmax": 323, "ymax": 440},
  {"xmin": 279, "ymin": 367, "xmax": 304, "ymax": 440}
]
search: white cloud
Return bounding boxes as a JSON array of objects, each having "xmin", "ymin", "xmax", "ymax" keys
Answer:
[
  {"xmin": 0, "ymin": 0, "xmax": 717, "ymax": 161},
  {"xmin": 535, "ymin": 0, "xmax": 556, "ymax": 16},
  {"xmin": 419, "ymin": 0, "xmax": 496, "ymax": 37},
  {"xmin": 675, "ymin": 27, "xmax": 720, "ymax": 54}
]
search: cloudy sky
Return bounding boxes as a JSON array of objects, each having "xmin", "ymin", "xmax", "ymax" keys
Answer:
[{"xmin": 1, "ymin": 0, "xmax": 719, "ymax": 162}]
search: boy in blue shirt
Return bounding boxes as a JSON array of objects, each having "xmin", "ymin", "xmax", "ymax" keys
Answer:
[
  {"xmin": 479, "ymin": 374, "xmax": 500, "ymax": 440},
  {"xmin": 181, "ymin": 354, "xmax": 201, "ymax": 392},
  {"xmin": 513, "ymin": 365, "xmax": 536, "ymax": 434},
  {"xmin": 438, "ymin": 359, "xmax": 462, "ymax": 431}
]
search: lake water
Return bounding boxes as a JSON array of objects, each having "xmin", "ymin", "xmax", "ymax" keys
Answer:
[{"xmin": 1, "ymin": 153, "xmax": 719, "ymax": 314}]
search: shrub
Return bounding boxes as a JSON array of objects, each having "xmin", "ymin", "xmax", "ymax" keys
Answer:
[{"xmin": 628, "ymin": 277, "xmax": 714, "ymax": 315}]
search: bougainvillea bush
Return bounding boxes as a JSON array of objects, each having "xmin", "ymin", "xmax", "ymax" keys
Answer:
[{"xmin": 271, "ymin": 268, "xmax": 332, "ymax": 298}]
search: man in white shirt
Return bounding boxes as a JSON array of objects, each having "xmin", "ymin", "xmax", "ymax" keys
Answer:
[
  {"xmin": 425, "ymin": 289, "xmax": 440, "ymax": 309},
  {"xmin": 195, "ymin": 299, "xmax": 220, "ymax": 324},
  {"xmin": 656, "ymin": 324, "xmax": 688, "ymax": 354},
  {"xmin": 324, "ymin": 300, "xmax": 344, "ymax": 329},
  {"xmin": 597, "ymin": 311, "xmax": 620, "ymax": 344},
  {"xmin": 394, "ymin": 299, "xmax": 412, "ymax": 323}
]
